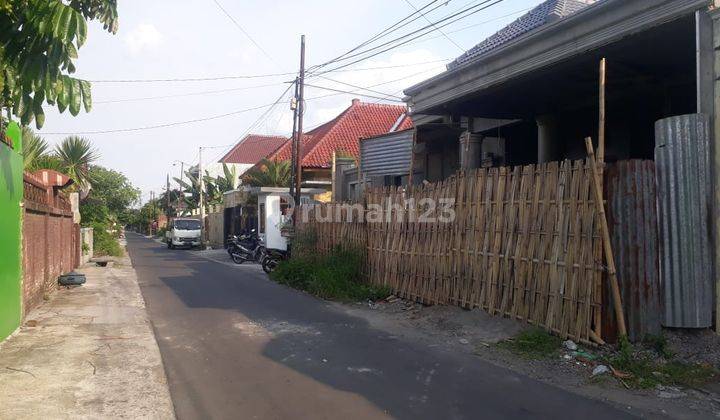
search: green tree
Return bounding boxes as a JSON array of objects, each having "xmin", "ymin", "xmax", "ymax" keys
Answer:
[
  {"xmin": 55, "ymin": 135, "xmax": 98, "ymax": 191},
  {"xmin": 86, "ymin": 165, "xmax": 140, "ymax": 223},
  {"xmin": 0, "ymin": 0, "xmax": 119, "ymax": 128},
  {"xmin": 242, "ymin": 159, "xmax": 291, "ymax": 187}
]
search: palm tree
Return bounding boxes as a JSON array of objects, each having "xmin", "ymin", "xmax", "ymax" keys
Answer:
[
  {"xmin": 22, "ymin": 126, "xmax": 49, "ymax": 171},
  {"xmin": 242, "ymin": 159, "xmax": 291, "ymax": 187},
  {"xmin": 55, "ymin": 136, "xmax": 99, "ymax": 192}
]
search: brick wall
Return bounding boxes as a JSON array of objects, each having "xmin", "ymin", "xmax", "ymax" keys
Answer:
[{"xmin": 21, "ymin": 174, "xmax": 79, "ymax": 316}]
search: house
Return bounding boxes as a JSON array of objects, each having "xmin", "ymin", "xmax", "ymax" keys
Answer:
[
  {"xmin": 334, "ymin": 128, "xmax": 415, "ymax": 202},
  {"xmin": 270, "ymin": 99, "xmax": 412, "ymax": 192},
  {"xmin": 405, "ymin": 0, "xmax": 711, "ymax": 178},
  {"xmin": 403, "ymin": 0, "xmax": 720, "ymax": 336},
  {"xmin": 202, "ymin": 134, "xmax": 289, "ymax": 181}
]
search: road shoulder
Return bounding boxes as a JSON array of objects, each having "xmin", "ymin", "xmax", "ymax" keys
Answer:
[{"xmin": 0, "ymin": 247, "xmax": 175, "ymax": 419}]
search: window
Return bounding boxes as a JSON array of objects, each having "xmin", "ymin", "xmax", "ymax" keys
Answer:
[{"xmin": 174, "ymin": 219, "xmax": 201, "ymax": 230}]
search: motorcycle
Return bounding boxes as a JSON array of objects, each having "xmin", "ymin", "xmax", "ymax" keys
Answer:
[
  {"xmin": 227, "ymin": 230, "xmax": 264, "ymax": 264},
  {"xmin": 261, "ymin": 248, "xmax": 289, "ymax": 274}
]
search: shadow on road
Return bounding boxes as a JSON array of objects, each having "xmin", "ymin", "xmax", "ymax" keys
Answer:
[{"xmin": 128, "ymin": 234, "xmax": 633, "ymax": 420}]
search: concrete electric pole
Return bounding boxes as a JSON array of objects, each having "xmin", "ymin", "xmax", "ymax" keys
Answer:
[
  {"xmin": 198, "ymin": 147, "xmax": 206, "ymax": 249},
  {"xmin": 293, "ymin": 35, "xmax": 306, "ymax": 208}
]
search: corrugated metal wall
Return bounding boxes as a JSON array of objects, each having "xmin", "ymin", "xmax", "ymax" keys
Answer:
[
  {"xmin": 655, "ymin": 114, "xmax": 713, "ymax": 328},
  {"xmin": 604, "ymin": 160, "xmax": 661, "ymax": 341},
  {"xmin": 360, "ymin": 130, "xmax": 413, "ymax": 177}
]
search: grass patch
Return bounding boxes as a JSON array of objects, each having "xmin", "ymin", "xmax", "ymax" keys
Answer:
[
  {"xmin": 271, "ymin": 246, "xmax": 391, "ymax": 302},
  {"xmin": 497, "ymin": 328, "xmax": 562, "ymax": 359},
  {"xmin": 604, "ymin": 336, "xmax": 717, "ymax": 389}
]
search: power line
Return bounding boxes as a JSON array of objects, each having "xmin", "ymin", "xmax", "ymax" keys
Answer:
[
  {"xmin": 88, "ymin": 72, "xmax": 294, "ymax": 83},
  {"xmin": 401, "ymin": 6, "xmax": 531, "ymax": 48},
  {"xmin": 314, "ymin": 0, "xmax": 499, "ymax": 71},
  {"xmin": 314, "ymin": 75, "xmax": 404, "ymax": 100},
  {"xmin": 311, "ymin": 0, "xmax": 505, "ymax": 76},
  {"xmin": 402, "ymin": 0, "xmax": 464, "ymax": 52},
  {"xmin": 209, "ymin": 82, "xmax": 296, "ymax": 162},
  {"xmin": 211, "ymin": 0, "xmax": 280, "ymax": 69},
  {"xmin": 308, "ymin": 0, "xmax": 448, "ymax": 73},
  {"xmin": 305, "ymin": 66, "xmax": 444, "ymax": 102},
  {"xmin": 41, "ymin": 92, "xmax": 295, "ymax": 136},
  {"xmin": 86, "ymin": 59, "xmax": 450, "ymax": 84},
  {"xmin": 303, "ymin": 83, "xmax": 404, "ymax": 102},
  {"xmin": 94, "ymin": 82, "xmax": 285, "ymax": 104}
]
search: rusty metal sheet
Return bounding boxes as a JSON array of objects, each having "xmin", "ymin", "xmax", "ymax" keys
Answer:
[
  {"xmin": 604, "ymin": 160, "xmax": 661, "ymax": 341},
  {"xmin": 655, "ymin": 114, "xmax": 713, "ymax": 328}
]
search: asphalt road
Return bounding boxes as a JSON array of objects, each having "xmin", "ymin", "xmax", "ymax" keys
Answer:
[{"xmin": 127, "ymin": 233, "xmax": 636, "ymax": 420}]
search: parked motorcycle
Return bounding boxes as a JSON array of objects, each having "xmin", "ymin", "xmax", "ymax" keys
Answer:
[
  {"xmin": 227, "ymin": 230, "xmax": 264, "ymax": 264},
  {"xmin": 261, "ymin": 248, "xmax": 289, "ymax": 274}
]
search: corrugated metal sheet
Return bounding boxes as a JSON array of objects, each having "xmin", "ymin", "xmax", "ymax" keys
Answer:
[
  {"xmin": 360, "ymin": 130, "xmax": 413, "ymax": 177},
  {"xmin": 655, "ymin": 114, "xmax": 713, "ymax": 328},
  {"xmin": 604, "ymin": 160, "xmax": 661, "ymax": 341}
]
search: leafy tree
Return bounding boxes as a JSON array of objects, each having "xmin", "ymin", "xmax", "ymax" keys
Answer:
[
  {"xmin": 242, "ymin": 159, "xmax": 291, "ymax": 187},
  {"xmin": 86, "ymin": 165, "xmax": 140, "ymax": 223},
  {"xmin": 55, "ymin": 135, "xmax": 98, "ymax": 191},
  {"xmin": 0, "ymin": 0, "xmax": 119, "ymax": 128}
]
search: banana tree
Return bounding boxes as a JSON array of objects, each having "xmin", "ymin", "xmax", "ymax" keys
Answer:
[{"xmin": 0, "ymin": 0, "xmax": 119, "ymax": 128}]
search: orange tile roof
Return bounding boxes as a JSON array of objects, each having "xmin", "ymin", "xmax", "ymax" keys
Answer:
[
  {"xmin": 220, "ymin": 134, "xmax": 289, "ymax": 164},
  {"xmin": 271, "ymin": 99, "xmax": 412, "ymax": 168}
]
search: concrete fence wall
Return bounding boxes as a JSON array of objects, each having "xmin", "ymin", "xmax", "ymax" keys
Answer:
[
  {"xmin": 81, "ymin": 228, "xmax": 94, "ymax": 264},
  {"xmin": 22, "ymin": 174, "xmax": 79, "ymax": 317}
]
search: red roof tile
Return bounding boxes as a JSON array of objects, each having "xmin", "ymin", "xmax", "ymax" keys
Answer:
[
  {"xmin": 220, "ymin": 134, "xmax": 289, "ymax": 164},
  {"xmin": 271, "ymin": 100, "xmax": 411, "ymax": 168}
]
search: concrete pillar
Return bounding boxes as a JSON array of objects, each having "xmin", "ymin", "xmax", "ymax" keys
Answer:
[
  {"xmin": 459, "ymin": 131, "xmax": 482, "ymax": 170},
  {"xmin": 536, "ymin": 114, "xmax": 559, "ymax": 163}
]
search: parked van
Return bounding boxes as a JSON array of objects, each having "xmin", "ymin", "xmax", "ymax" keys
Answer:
[{"xmin": 166, "ymin": 218, "xmax": 202, "ymax": 249}]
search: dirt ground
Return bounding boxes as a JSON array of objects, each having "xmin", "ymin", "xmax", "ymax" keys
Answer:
[{"xmin": 338, "ymin": 297, "xmax": 720, "ymax": 420}]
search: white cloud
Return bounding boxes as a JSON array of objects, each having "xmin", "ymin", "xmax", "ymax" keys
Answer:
[{"xmin": 124, "ymin": 24, "xmax": 164, "ymax": 54}]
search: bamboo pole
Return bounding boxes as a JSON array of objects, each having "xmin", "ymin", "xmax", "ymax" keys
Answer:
[
  {"xmin": 585, "ymin": 137, "xmax": 627, "ymax": 338},
  {"xmin": 598, "ymin": 58, "xmax": 606, "ymax": 165}
]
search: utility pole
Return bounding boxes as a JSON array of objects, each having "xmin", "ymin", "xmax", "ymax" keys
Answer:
[
  {"xmin": 289, "ymin": 77, "xmax": 300, "ymax": 200},
  {"xmin": 166, "ymin": 173, "xmax": 171, "ymax": 220},
  {"xmin": 178, "ymin": 161, "xmax": 184, "ymax": 211},
  {"xmin": 293, "ymin": 35, "xmax": 306, "ymax": 208},
  {"xmin": 150, "ymin": 191, "xmax": 156, "ymax": 236},
  {"xmin": 198, "ymin": 146, "xmax": 206, "ymax": 249}
]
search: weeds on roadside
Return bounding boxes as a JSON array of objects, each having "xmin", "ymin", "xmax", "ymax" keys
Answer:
[
  {"xmin": 271, "ymin": 245, "xmax": 391, "ymax": 302},
  {"xmin": 496, "ymin": 328, "xmax": 562, "ymax": 360},
  {"xmin": 605, "ymin": 336, "xmax": 717, "ymax": 389}
]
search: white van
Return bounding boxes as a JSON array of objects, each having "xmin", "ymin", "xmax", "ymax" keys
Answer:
[{"xmin": 166, "ymin": 218, "xmax": 202, "ymax": 249}]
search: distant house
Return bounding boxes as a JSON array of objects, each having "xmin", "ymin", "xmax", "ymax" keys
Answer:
[
  {"xmin": 204, "ymin": 134, "xmax": 289, "ymax": 181},
  {"xmin": 270, "ymin": 99, "xmax": 412, "ymax": 191}
]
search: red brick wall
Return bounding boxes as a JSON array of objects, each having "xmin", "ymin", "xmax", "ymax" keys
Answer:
[{"xmin": 21, "ymin": 175, "xmax": 79, "ymax": 317}]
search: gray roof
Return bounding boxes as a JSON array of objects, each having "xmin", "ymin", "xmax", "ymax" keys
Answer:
[{"xmin": 449, "ymin": 0, "xmax": 598, "ymax": 69}]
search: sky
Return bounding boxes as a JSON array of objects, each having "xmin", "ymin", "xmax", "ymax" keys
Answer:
[{"xmin": 35, "ymin": 0, "xmax": 544, "ymax": 202}]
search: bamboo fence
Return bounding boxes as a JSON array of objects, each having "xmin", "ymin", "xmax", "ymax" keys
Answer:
[{"xmin": 299, "ymin": 160, "xmax": 604, "ymax": 343}]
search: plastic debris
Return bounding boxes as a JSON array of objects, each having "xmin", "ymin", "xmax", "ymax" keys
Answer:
[
  {"xmin": 563, "ymin": 340, "xmax": 578, "ymax": 351},
  {"xmin": 458, "ymin": 338, "xmax": 470, "ymax": 345},
  {"xmin": 592, "ymin": 365, "xmax": 610, "ymax": 376}
]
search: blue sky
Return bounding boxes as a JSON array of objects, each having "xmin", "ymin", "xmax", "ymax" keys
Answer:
[{"xmin": 36, "ymin": 0, "xmax": 543, "ymax": 201}]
